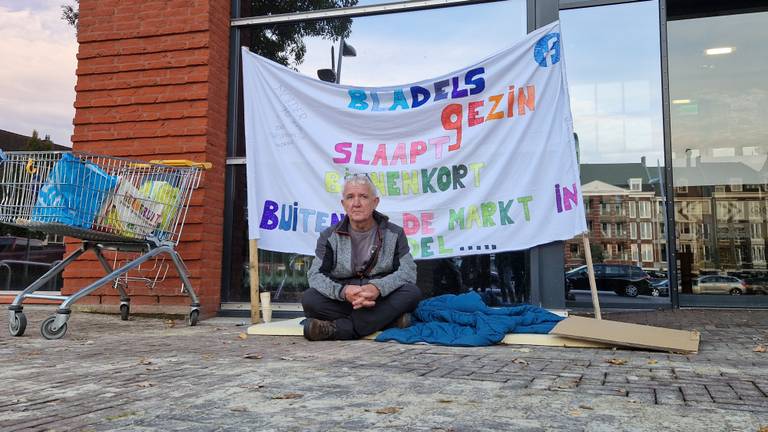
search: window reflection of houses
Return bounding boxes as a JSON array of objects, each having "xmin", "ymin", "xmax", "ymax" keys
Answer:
[
  {"xmin": 565, "ymin": 159, "xmax": 666, "ymax": 272},
  {"xmin": 674, "ymin": 156, "xmax": 767, "ymax": 274}
]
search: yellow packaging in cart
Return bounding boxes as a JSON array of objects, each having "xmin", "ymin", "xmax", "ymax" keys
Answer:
[
  {"xmin": 100, "ymin": 179, "xmax": 164, "ymax": 239},
  {"xmin": 138, "ymin": 181, "xmax": 180, "ymax": 233}
]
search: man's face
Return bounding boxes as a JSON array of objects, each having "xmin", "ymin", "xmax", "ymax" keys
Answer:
[{"xmin": 341, "ymin": 182, "xmax": 379, "ymax": 225}]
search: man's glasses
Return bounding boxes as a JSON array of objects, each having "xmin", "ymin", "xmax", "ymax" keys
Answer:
[{"xmin": 344, "ymin": 172, "xmax": 371, "ymax": 180}]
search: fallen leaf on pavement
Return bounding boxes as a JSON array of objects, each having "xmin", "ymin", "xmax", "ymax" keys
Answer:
[
  {"xmin": 136, "ymin": 381, "xmax": 154, "ymax": 388},
  {"xmin": 137, "ymin": 357, "xmax": 153, "ymax": 365},
  {"xmin": 647, "ymin": 359, "xmax": 658, "ymax": 365},
  {"xmin": 753, "ymin": 345, "xmax": 766, "ymax": 353},
  {"xmin": 243, "ymin": 353, "xmax": 263, "ymax": 360},
  {"xmin": 374, "ymin": 407, "xmax": 402, "ymax": 414},
  {"xmin": 164, "ymin": 320, "xmax": 176, "ymax": 328},
  {"xmin": 238, "ymin": 333, "xmax": 248, "ymax": 340},
  {"xmin": 105, "ymin": 411, "xmax": 137, "ymax": 421},
  {"xmin": 569, "ymin": 410, "xmax": 581, "ymax": 416},
  {"xmin": 578, "ymin": 404, "xmax": 594, "ymax": 410},
  {"xmin": 757, "ymin": 426, "xmax": 767, "ymax": 432},
  {"xmin": 272, "ymin": 392, "xmax": 303, "ymax": 399},
  {"xmin": 437, "ymin": 399, "xmax": 454, "ymax": 403},
  {"xmin": 606, "ymin": 358, "xmax": 627, "ymax": 365}
]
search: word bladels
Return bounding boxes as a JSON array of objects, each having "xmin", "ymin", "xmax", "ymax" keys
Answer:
[{"xmin": 347, "ymin": 68, "xmax": 485, "ymax": 112}]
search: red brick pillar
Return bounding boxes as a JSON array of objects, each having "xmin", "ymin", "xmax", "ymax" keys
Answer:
[{"xmin": 67, "ymin": 0, "xmax": 230, "ymax": 318}]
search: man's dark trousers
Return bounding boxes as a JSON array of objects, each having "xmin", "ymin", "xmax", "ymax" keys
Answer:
[{"xmin": 301, "ymin": 283, "xmax": 422, "ymax": 340}]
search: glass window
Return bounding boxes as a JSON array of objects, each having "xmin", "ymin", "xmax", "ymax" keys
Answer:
[
  {"xmin": 240, "ymin": 0, "xmax": 412, "ymax": 18},
  {"xmin": 640, "ymin": 222, "xmax": 652, "ymax": 239},
  {"xmin": 638, "ymin": 201, "xmax": 651, "ymax": 218},
  {"xmin": 0, "ymin": 231, "xmax": 64, "ymax": 292},
  {"xmin": 641, "ymin": 244, "xmax": 653, "ymax": 262},
  {"xmin": 670, "ymin": 10, "xmax": 768, "ymax": 300},
  {"xmin": 234, "ymin": 1, "xmax": 526, "ymax": 157},
  {"xmin": 561, "ymin": 0, "xmax": 667, "ymax": 306},
  {"xmin": 228, "ymin": 1, "xmax": 529, "ymax": 304}
]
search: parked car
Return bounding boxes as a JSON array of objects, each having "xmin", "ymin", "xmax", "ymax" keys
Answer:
[
  {"xmin": 644, "ymin": 269, "xmax": 668, "ymax": 286},
  {"xmin": 649, "ymin": 279, "xmax": 683, "ymax": 297},
  {"xmin": 565, "ymin": 264, "xmax": 652, "ymax": 298},
  {"xmin": 727, "ymin": 271, "xmax": 768, "ymax": 295},
  {"xmin": 692, "ymin": 275, "xmax": 746, "ymax": 295}
]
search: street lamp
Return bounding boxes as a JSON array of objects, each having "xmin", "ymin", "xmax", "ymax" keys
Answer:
[{"xmin": 317, "ymin": 39, "xmax": 356, "ymax": 84}]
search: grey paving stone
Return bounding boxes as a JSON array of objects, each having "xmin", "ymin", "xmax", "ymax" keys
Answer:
[{"xmin": 2, "ymin": 307, "xmax": 768, "ymax": 431}]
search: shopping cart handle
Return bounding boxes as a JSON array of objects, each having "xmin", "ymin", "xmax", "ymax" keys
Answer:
[{"xmin": 148, "ymin": 160, "xmax": 213, "ymax": 170}]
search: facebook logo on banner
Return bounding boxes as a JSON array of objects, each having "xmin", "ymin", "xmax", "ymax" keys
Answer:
[{"xmin": 534, "ymin": 32, "xmax": 561, "ymax": 67}]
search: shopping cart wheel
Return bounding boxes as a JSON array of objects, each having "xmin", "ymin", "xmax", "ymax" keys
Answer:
[
  {"xmin": 188, "ymin": 310, "xmax": 199, "ymax": 327},
  {"xmin": 9, "ymin": 312, "xmax": 27, "ymax": 337},
  {"xmin": 40, "ymin": 316, "xmax": 68, "ymax": 340},
  {"xmin": 120, "ymin": 304, "xmax": 130, "ymax": 321}
]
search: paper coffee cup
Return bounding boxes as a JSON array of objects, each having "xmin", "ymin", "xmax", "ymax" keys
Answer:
[
  {"xmin": 259, "ymin": 291, "xmax": 271, "ymax": 308},
  {"xmin": 260, "ymin": 292, "xmax": 272, "ymax": 323}
]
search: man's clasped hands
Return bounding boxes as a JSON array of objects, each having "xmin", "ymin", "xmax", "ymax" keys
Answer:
[{"xmin": 343, "ymin": 284, "xmax": 380, "ymax": 309}]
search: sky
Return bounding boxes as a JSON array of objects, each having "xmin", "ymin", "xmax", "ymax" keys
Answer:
[{"xmin": 0, "ymin": 0, "xmax": 77, "ymax": 147}]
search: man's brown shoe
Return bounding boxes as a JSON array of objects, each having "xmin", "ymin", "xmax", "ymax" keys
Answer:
[{"xmin": 303, "ymin": 318, "xmax": 336, "ymax": 341}]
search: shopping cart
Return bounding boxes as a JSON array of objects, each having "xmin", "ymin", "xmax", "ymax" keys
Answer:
[{"xmin": 0, "ymin": 150, "xmax": 211, "ymax": 339}]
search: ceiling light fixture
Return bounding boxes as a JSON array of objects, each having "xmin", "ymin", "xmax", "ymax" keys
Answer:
[
  {"xmin": 672, "ymin": 99, "xmax": 691, "ymax": 104},
  {"xmin": 705, "ymin": 47, "xmax": 733, "ymax": 55}
]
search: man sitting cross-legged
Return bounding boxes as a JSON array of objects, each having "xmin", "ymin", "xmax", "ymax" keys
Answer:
[{"xmin": 301, "ymin": 173, "xmax": 421, "ymax": 341}]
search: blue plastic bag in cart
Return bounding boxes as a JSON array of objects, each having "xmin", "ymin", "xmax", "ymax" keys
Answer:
[{"xmin": 31, "ymin": 153, "xmax": 118, "ymax": 229}]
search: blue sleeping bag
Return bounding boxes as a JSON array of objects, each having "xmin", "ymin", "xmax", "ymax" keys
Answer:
[
  {"xmin": 376, "ymin": 291, "xmax": 563, "ymax": 347},
  {"xmin": 31, "ymin": 153, "xmax": 118, "ymax": 229}
]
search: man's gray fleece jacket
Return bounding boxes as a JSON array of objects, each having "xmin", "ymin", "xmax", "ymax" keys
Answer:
[{"xmin": 307, "ymin": 211, "xmax": 417, "ymax": 301}]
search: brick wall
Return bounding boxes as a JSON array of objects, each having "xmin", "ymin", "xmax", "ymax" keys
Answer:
[{"xmin": 67, "ymin": 0, "xmax": 230, "ymax": 317}]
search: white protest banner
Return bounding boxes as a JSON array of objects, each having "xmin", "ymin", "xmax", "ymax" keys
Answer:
[{"xmin": 243, "ymin": 21, "xmax": 586, "ymax": 259}]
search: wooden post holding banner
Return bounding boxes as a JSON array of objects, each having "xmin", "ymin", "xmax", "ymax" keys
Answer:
[
  {"xmin": 581, "ymin": 233, "xmax": 602, "ymax": 320},
  {"xmin": 249, "ymin": 239, "xmax": 261, "ymax": 324}
]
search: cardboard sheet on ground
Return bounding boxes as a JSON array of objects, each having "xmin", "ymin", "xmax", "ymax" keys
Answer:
[
  {"xmin": 247, "ymin": 318, "xmax": 612, "ymax": 348},
  {"xmin": 550, "ymin": 316, "xmax": 700, "ymax": 354}
]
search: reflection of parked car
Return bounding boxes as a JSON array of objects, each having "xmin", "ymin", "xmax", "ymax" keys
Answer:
[
  {"xmin": 644, "ymin": 269, "xmax": 667, "ymax": 286},
  {"xmin": 0, "ymin": 236, "xmax": 65, "ymax": 263},
  {"xmin": 693, "ymin": 275, "xmax": 746, "ymax": 295},
  {"xmin": 650, "ymin": 279, "xmax": 668, "ymax": 297},
  {"xmin": 565, "ymin": 264, "xmax": 652, "ymax": 298},
  {"xmin": 727, "ymin": 271, "xmax": 768, "ymax": 295},
  {"xmin": 0, "ymin": 236, "xmax": 65, "ymax": 291}
]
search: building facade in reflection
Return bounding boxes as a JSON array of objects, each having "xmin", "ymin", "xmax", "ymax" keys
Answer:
[
  {"xmin": 218, "ymin": 0, "xmax": 768, "ymax": 312},
  {"xmin": 565, "ymin": 160, "xmax": 667, "ymax": 272}
]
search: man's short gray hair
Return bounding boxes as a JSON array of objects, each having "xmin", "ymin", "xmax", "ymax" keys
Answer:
[{"xmin": 342, "ymin": 173, "xmax": 378, "ymax": 198}]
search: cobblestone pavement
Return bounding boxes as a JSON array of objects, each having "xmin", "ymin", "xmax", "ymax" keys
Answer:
[{"xmin": 2, "ymin": 307, "xmax": 767, "ymax": 431}]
